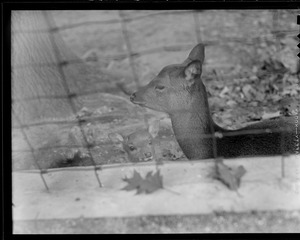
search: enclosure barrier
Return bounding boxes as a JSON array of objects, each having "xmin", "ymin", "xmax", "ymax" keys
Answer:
[{"xmin": 12, "ymin": 10, "xmax": 299, "ymax": 190}]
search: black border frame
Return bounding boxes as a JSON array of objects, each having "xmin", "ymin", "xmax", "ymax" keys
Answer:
[{"xmin": 2, "ymin": 0, "xmax": 300, "ymax": 238}]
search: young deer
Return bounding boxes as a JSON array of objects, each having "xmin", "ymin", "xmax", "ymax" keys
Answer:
[
  {"xmin": 130, "ymin": 44, "xmax": 299, "ymax": 160},
  {"xmin": 108, "ymin": 121, "xmax": 160, "ymax": 162}
]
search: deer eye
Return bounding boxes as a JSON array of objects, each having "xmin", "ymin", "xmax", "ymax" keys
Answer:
[
  {"xmin": 149, "ymin": 141, "xmax": 152, "ymax": 145},
  {"xmin": 155, "ymin": 85, "xmax": 165, "ymax": 91},
  {"xmin": 129, "ymin": 146, "xmax": 136, "ymax": 151}
]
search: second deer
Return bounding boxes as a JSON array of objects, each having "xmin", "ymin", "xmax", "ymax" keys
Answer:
[{"xmin": 109, "ymin": 120, "xmax": 184, "ymax": 162}]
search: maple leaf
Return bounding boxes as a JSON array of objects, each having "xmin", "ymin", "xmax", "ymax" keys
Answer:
[
  {"xmin": 214, "ymin": 160, "xmax": 246, "ymax": 191},
  {"xmin": 122, "ymin": 170, "xmax": 144, "ymax": 191},
  {"xmin": 122, "ymin": 169, "xmax": 163, "ymax": 194}
]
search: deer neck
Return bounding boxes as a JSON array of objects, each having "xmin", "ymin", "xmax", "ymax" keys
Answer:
[{"xmin": 169, "ymin": 83, "xmax": 215, "ymax": 159}]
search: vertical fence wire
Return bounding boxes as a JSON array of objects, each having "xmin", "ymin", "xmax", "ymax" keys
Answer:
[
  {"xmin": 193, "ymin": 11, "xmax": 203, "ymax": 44},
  {"xmin": 12, "ymin": 111, "xmax": 49, "ymax": 191},
  {"xmin": 193, "ymin": 11, "xmax": 219, "ymax": 161},
  {"xmin": 119, "ymin": 11, "xmax": 140, "ymax": 88},
  {"xmin": 43, "ymin": 11, "xmax": 102, "ymax": 187},
  {"xmin": 272, "ymin": 10, "xmax": 286, "ymax": 178}
]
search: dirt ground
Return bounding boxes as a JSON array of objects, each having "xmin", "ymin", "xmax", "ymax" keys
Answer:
[{"xmin": 13, "ymin": 210, "xmax": 300, "ymax": 233}]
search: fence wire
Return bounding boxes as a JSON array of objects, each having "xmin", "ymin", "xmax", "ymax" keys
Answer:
[
  {"xmin": 43, "ymin": 11, "xmax": 102, "ymax": 187},
  {"xmin": 12, "ymin": 10, "xmax": 299, "ymax": 191}
]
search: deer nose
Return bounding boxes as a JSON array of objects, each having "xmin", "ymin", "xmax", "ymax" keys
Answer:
[
  {"xmin": 130, "ymin": 93, "xmax": 136, "ymax": 102},
  {"xmin": 144, "ymin": 152, "xmax": 152, "ymax": 158}
]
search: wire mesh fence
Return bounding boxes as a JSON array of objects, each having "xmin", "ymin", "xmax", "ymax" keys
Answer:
[{"xmin": 12, "ymin": 10, "xmax": 299, "ymax": 191}]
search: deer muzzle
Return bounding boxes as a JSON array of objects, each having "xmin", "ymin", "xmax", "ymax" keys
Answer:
[{"xmin": 130, "ymin": 92, "xmax": 145, "ymax": 106}]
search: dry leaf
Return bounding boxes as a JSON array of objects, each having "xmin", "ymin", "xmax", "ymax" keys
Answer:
[
  {"xmin": 122, "ymin": 169, "xmax": 163, "ymax": 194},
  {"xmin": 262, "ymin": 111, "xmax": 280, "ymax": 120},
  {"xmin": 214, "ymin": 160, "xmax": 246, "ymax": 191}
]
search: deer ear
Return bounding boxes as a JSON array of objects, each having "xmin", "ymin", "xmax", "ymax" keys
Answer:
[
  {"xmin": 183, "ymin": 44, "xmax": 205, "ymax": 65},
  {"xmin": 184, "ymin": 60, "xmax": 202, "ymax": 81}
]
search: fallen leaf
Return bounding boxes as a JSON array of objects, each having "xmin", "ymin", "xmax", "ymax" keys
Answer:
[
  {"xmin": 220, "ymin": 86, "xmax": 229, "ymax": 98},
  {"xmin": 122, "ymin": 170, "xmax": 144, "ymax": 191},
  {"xmin": 279, "ymin": 97, "xmax": 300, "ymax": 116},
  {"xmin": 76, "ymin": 107, "xmax": 93, "ymax": 118},
  {"xmin": 242, "ymin": 84, "xmax": 255, "ymax": 100},
  {"xmin": 214, "ymin": 160, "xmax": 246, "ymax": 191},
  {"xmin": 122, "ymin": 169, "xmax": 163, "ymax": 194},
  {"xmin": 262, "ymin": 111, "xmax": 281, "ymax": 120}
]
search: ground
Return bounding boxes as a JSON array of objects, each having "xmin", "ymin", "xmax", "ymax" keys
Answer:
[{"xmin": 12, "ymin": 211, "xmax": 300, "ymax": 233}]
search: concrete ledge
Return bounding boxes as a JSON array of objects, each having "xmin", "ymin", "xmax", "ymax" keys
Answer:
[{"xmin": 13, "ymin": 155, "xmax": 300, "ymax": 220}]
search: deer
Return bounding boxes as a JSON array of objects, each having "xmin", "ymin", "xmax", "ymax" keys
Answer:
[
  {"xmin": 109, "ymin": 120, "xmax": 184, "ymax": 162},
  {"xmin": 130, "ymin": 44, "xmax": 299, "ymax": 160},
  {"xmin": 108, "ymin": 121, "xmax": 160, "ymax": 162}
]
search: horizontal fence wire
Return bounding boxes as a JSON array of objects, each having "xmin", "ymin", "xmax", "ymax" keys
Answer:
[
  {"xmin": 12, "ymin": 10, "xmax": 298, "ymax": 189},
  {"xmin": 14, "ymin": 31, "xmax": 298, "ymax": 69},
  {"xmin": 14, "ymin": 10, "xmax": 298, "ymax": 34},
  {"xmin": 13, "ymin": 124, "xmax": 295, "ymax": 153},
  {"xmin": 14, "ymin": 10, "xmax": 198, "ymax": 34}
]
